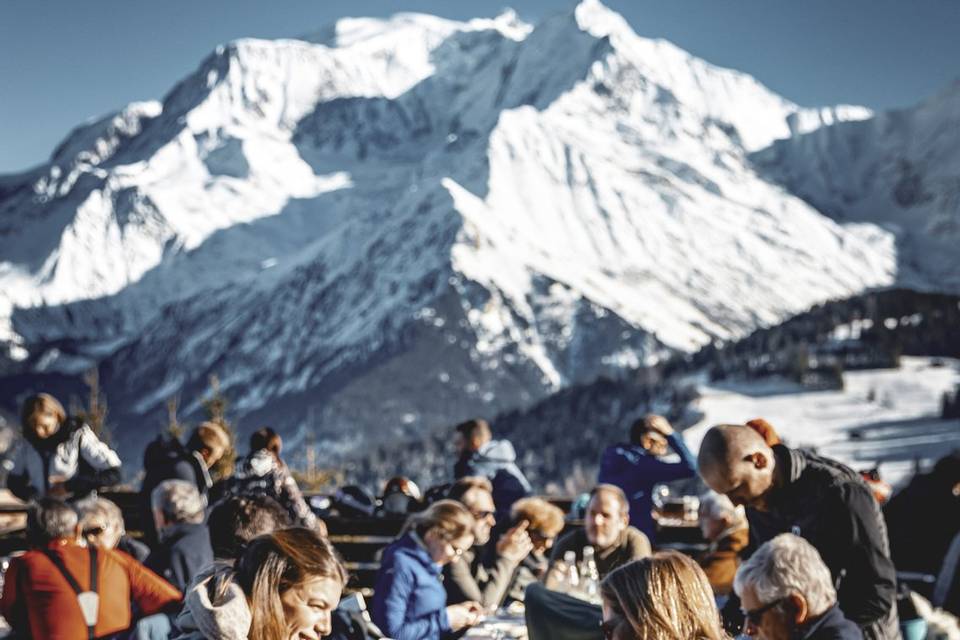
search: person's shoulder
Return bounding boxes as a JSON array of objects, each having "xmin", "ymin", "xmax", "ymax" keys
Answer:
[{"xmin": 554, "ymin": 527, "xmax": 585, "ymax": 549}]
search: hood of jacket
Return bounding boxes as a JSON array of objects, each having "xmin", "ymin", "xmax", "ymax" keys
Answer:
[
  {"xmin": 176, "ymin": 563, "xmax": 251, "ymax": 640},
  {"xmin": 476, "ymin": 439, "xmax": 518, "ymax": 465}
]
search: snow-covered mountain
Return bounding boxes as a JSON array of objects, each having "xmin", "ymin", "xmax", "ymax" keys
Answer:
[
  {"xmin": 0, "ymin": 1, "xmax": 943, "ymax": 461},
  {"xmin": 753, "ymin": 80, "xmax": 960, "ymax": 290}
]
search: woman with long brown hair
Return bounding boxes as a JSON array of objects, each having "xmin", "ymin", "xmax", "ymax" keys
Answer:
[
  {"xmin": 600, "ymin": 551, "xmax": 728, "ymax": 640},
  {"xmin": 372, "ymin": 499, "xmax": 483, "ymax": 640},
  {"xmin": 176, "ymin": 527, "xmax": 347, "ymax": 640}
]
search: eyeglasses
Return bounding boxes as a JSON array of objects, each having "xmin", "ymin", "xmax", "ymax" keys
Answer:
[
  {"xmin": 742, "ymin": 597, "xmax": 788, "ymax": 631},
  {"xmin": 600, "ymin": 618, "xmax": 620, "ymax": 640}
]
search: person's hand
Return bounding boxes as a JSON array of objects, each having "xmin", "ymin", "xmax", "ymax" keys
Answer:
[
  {"xmin": 746, "ymin": 418, "xmax": 781, "ymax": 446},
  {"xmin": 644, "ymin": 414, "xmax": 674, "ymax": 437},
  {"xmin": 447, "ymin": 602, "xmax": 482, "ymax": 630},
  {"xmin": 497, "ymin": 520, "xmax": 534, "ymax": 563},
  {"xmin": 47, "ymin": 475, "xmax": 70, "ymax": 498}
]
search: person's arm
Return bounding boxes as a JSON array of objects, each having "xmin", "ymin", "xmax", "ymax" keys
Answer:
[
  {"xmin": 374, "ymin": 562, "xmax": 450, "ymax": 640},
  {"xmin": 835, "ymin": 484, "xmax": 898, "ymax": 626},
  {"xmin": 6, "ymin": 446, "xmax": 40, "ymax": 502},
  {"xmin": 278, "ymin": 466, "xmax": 319, "ymax": 529},
  {"xmin": 65, "ymin": 425, "xmax": 122, "ymax": 494},
  {"xmin": 121, "ymin": 551, "xmax": 182, "ymax": 616},
  {"xmin": 445, "ymin": 557, "xmax": 484, "ymax": 604}
]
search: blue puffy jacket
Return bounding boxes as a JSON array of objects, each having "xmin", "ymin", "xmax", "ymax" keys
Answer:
[
  {"xmin": 372, "ymin": 532, "xmax": 451, "ymax": 640},
  {"xmin": 597, "ymin": 432, "xmax": 697, "ymax": 540}
]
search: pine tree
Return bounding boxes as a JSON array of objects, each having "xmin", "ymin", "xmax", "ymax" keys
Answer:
[
  {"xmin": 202, "ymin": 375, "xmax": 237, "ymax": 480},
  {"xmin": 72, "ymin": 368, "xmax": 111, "ymax": 445},
  {"xmin": 166, "ymin": 395, "xmax": 184, "ymax": 439}
]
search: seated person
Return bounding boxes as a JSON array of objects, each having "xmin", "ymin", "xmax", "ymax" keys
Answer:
[
  {"xmin": 146, "ymin": 479, "xmax": 214, "ymax": 592},
  {"xmin": 372, "ymin": 500, "xmax": 483, "ymax": 640},
  {"xmin": 504, "ymin": 497, "xmax": 566, "ymax": 602},
  {"xmin": 79, "ymin": 496, "xmax": 151, "ymax": 563},
  {"xmin": 598, "ymin": 414, "xmax": 697, "ymax": 541},
  {"xmin": 0, "ymin": 498, "xmax": 180, "ymax": 639},
  {"xmin": 697, "ymin": 491, "xmax": 749, "ymax": 599},
  {"xmin": 444, "ymin": 476, "xmax": 533, "ymax": 608},
  {"xmin": 551, "ymin": 485, "xmax": 651, "ymax": 579},
  {"xmin": 207, "ymin": 493, "xmax": 293, "ymax": 562},
  {"xmin": 7, "ymin": 393, "xmax": 122, "ymax": 502},
  {"xmin": 220, "ymin": 427, "xmax": 320, "ymax": 529},
  {"xmin": 600, "ymin": 551, "xmax": 726, "ymax": 640},
  {"xmin": 734, "ymin": 534, "xmax": 862, "ymax": 640}
]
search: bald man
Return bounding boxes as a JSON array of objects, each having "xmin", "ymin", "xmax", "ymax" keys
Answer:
[{"xmin": 697, "ymin": 425, "xmax": 898, "ymax": 640}]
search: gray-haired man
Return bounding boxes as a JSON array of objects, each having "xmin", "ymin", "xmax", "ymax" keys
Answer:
[
  {"xmin": 735, "ymin": 534, "xmax": 863, "ymax": 640},
  {"xmin": 145, "ymin": 479, "xmax": 214, "ymax": 591}
]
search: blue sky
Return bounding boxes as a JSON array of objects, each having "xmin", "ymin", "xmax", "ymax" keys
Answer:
[{"xmin": 1, "ymin": 0, "xmax": 958, "ymax": 174}]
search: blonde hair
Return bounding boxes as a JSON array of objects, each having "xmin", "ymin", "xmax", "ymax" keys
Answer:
[
  {"xmin": 20, "ymin": 393, "xmax": 66, "ymax": 435},
  {"xmin": 222, "ymin": 527, "xmax": 347, "ymax": 640},
  {"xmin": 407, "ymin": 499, "xmax": 475, "ymax": 541},
  {"xmin": 510, "ymin": 497, "xmax": 565, "ymax": 537},
  {"xmin": 601, "ymin": 552, "xmax": 728, "ymax": 640}
]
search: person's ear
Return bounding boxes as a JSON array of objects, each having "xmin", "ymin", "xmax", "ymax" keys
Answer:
[
  {"xmin": 748, "ymin": 452, "xmax": 768, "ymax": 470},
  {"xmin": 788, "ymin": 593, "xmax": 808, "ymax": 625}
]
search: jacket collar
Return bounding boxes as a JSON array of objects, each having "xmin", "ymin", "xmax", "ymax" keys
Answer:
[
  {"xmin": 399, "ymin": 532, "xmax": 442, "ymax": 574},
  {"xmin": 768, "ymin": 445, "xmax": 806, "ymax": 506},
  {"xmin": 797, "ymin": 604, "xmax": 849, "ymax": 640}
]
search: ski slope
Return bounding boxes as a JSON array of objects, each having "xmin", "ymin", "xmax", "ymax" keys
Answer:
[{"xmin": 685, "ymin": 357, "xmax": 960, "ymax": 488}]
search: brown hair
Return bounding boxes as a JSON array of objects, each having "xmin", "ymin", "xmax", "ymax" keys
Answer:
[
  {"xmin": 20, "ymin": 393, "xmax": 66, "ymax": 435},
  {"xmin": 601, "ymin": 552, "xmax": 727, "ymax": 640},
  {"xmin": 510, "ymin": 497, "xmax": 565, "ymax": 537},
  {"xmin": 454, "ymin": 418, "xmax": 491, "ymax": 441},
  {"xmin": 250, "ymin": 427, "xmax": 282, "ymax": 459},
  {"xmin": 227, "ymin": 527, "xmax": 347, "ymax": 640},
  {"xmin": 407, "ymin": 499, "xmax": 474, "ymax": 541},
  {"xmin": 448, "ymin": 476, "xmax": 493, "ymax": 503}
]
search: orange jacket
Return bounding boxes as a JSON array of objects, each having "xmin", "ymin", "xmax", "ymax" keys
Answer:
[{"xmin": 0, "ymin": 539, "xmax": 182, "ymax": 640}]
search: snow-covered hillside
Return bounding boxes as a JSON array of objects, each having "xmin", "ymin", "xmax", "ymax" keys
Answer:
[
  {"xmin": 753, "ymin": 80, "xmax": 960, "ymax": 290},
  {"xmin": 0, "ymin": 1, "xmax": 949, "ymax": 459},
  {"xmin": 685, "ymin": 357, "xmax": 960, "ymax": 488}
]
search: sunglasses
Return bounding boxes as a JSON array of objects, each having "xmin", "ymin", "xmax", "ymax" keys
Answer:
[
  {"xmin": 742, "ymin": 597, "xmax": 788, "ymax": 630},
  {"xmin": 83, "ymin": 526, "xmax": 106, "ymax": 537},
  {"xmin": 471, "ymin": 509, "xmax": 495, "ymax": 520},
  {"xmin": 600, "ymin": 618, "xmax": 620, "ymax": 640}
]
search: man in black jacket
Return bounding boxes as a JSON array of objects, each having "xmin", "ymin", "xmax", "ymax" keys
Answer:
[
  {"xmin": 140, "ymin": 422, "xmax": 229, "ymax": 543},
  {"xmin": 698, "ymin": 425, "xmax": 898, "ymax": 640}
]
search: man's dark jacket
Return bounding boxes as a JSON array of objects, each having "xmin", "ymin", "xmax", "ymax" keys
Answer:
[
  {"xmin": 145, "ymin": 521, "xmax": 214, "ymax": 592},
  {"xmin": 140, "ymin": 434, "xmax": 211, "ymax": 543},
  {"xmin": 746, "ymin": 446, "xmax": 897, "ymax": 638},
  {"xmin": 800, "ymin": 604, "xmax": 864, "ymax": 640}
]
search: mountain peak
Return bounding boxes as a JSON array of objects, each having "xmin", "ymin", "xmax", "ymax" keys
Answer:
[{"xmin": 573, "ymin": 0, "xmax": 633, "ymax": 40}]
